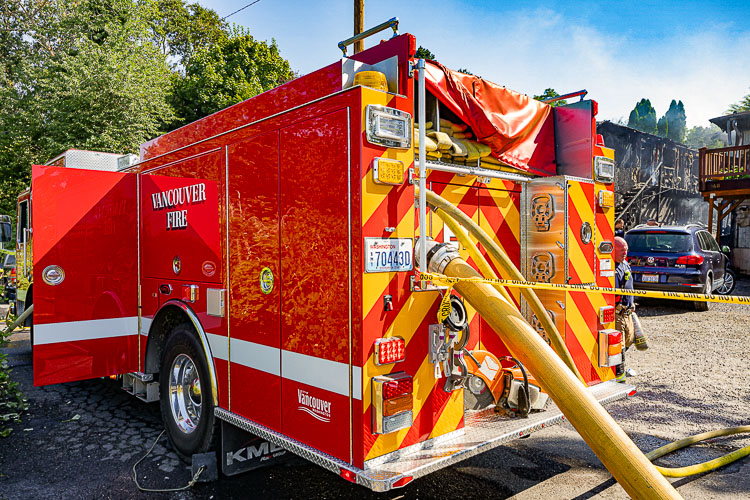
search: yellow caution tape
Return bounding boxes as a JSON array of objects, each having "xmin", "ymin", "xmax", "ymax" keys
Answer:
[
  {"xmin": 419, "ymin": 272, "xmax": 750, "ymax": 305},
  {"xmin": 437, "ymin": 284, "xmax": 454, "ymax": 323}
]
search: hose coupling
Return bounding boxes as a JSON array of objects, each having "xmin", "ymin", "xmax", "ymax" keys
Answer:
[{"xmin": 415, "ymin": 237, "xmax": 460, "ymax": 274}]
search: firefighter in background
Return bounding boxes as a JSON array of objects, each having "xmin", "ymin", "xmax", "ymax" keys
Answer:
[
  {"xmin": 614, "ymin": 219, "xmax": 625, "ymax": 238},
  {"xmin": 614, "ymin": 236, "xmax": 635, "ymax": 382}
]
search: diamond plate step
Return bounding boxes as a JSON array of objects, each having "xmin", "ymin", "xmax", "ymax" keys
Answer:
[{"xmin": 215, "ymin": 380, "xmax": 635, "ymax": 492}]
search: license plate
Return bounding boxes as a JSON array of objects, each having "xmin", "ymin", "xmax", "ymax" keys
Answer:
[
  {"xmin": 365, "ymin": 238, "xmax": 413, "ymax": 273},
  {"xmin": 642, "ymin": 274, "xmax": 659, "ymax": 283}
]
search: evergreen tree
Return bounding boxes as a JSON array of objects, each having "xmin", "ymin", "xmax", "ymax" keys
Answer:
[
  {"xmin": 657, "ymin": 115, "xmax": 668, "ymax": 137},
  {"xmin": 627, "ymin": 99, "xmax": 657, "ymax": 134},
  {"xmin": 663, "ymin": 100, "xmax": 687, "ymax": 143},
  {"xmin": 414, "ymin": 46, "xmax": 435, "ymax": 60}
]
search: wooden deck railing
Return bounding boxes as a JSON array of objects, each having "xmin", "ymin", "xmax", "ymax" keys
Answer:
[{"xmin": 699, "ymin": 144, "xmax": 750, "ymax": 191}]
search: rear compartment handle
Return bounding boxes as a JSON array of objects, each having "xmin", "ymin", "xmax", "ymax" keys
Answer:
[{"xmin": 338, "ymin": 17, "xmax": 399, "ymax": 56}]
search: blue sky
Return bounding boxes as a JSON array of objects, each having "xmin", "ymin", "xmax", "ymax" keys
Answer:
[{"xmin": 196, "ymin": 0, "xmax": 750, "ymax": 127}]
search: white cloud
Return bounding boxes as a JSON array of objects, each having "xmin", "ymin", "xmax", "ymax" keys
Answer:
[{"xmin": 198, "ymin": 1, "xmax": 750, "ymax": 128}]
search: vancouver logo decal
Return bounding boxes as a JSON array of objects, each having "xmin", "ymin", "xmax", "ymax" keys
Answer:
[{"xmin": 297, "ymin": 390, "xmax": 331, "ymax": 423}]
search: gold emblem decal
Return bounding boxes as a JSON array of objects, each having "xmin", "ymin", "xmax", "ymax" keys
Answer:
[{"xmin": 260, "ymin": 267, "xmax": 274, "ymax": 295}]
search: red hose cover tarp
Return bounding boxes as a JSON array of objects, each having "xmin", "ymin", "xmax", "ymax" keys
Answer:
[{"xmin": 425, "ymin": 61, "xmax": 556, "ymax": 176}]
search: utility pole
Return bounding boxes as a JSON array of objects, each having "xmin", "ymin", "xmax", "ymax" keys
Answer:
[{"xmin": 354, "ymin": 0, "xmax": 364, "ymax": 53}]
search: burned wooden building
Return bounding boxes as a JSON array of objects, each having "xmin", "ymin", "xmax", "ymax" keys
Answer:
[{"xmin": 597, "ymin": 121, "xmax": 705, "ymax": 228}]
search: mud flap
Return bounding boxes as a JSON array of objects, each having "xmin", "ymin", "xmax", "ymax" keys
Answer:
[{"xmin": 221, "ymin": 420, "xmax": 295, "ymax": 476}]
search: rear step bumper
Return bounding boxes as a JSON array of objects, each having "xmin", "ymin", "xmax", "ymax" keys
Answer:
[{"xmin": 215, "ymin": 380, "xmax": 635, "ymax": 492}]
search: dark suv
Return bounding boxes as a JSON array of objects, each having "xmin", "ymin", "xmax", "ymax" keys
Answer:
[{"xmin": 624, "ymin": 224, "xmax": 727, "ymax": 311}]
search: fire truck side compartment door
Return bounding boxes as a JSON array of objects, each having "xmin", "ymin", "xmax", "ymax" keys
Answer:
[
  {"xmin": 554, "ymin": 100, "xmax": 594, "ymax": 179},
  {"xmin": 31, "ymin": 165, "xmax": 138, "ymax": 386}
]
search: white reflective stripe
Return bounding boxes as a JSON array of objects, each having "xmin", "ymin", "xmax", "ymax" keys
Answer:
[
  {"xmin": 282, "ymin": 350, "xmax": 362, "ymax": 400},
  {"xmin": 351, "ymin": 365, "xmax": 362, "ymax": 400},
  {"xmin": 206, "ymin": 333, "xmax": 228, "ymax": 361},
  {"xmin": 230, "ymin": 338, "xmax": 280, "ymax": 376},
  {"xmin": 140, "ymin": 317, "xmax": 152, "ymax": 336},
  {"xmin": 219, "ymin": 337, "xmax": 362, "ymax": 400},
  {"xmin": 35, "ymin": 317, "xmax": 138, "ymax": 345}
]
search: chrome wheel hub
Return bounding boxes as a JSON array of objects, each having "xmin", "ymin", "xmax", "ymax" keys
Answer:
[{"xmin": 169, "ymin": 353, "xmax": 201, "ymax": 434}]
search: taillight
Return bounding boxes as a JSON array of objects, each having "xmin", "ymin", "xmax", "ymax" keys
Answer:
[
  {"xmin": 598, "ymin": 329, "xmax": 622, "ymax": 367},
  {"xmin": 383, "ymin": 377, "xmax": 412, "ymax": 399},
  {"xmin": 372, "ymin": 373, "xmax": 413, "ymax": 434},
  {"xmin": 375, "ymin": 337, "xmax": 405, "ymax": 365},
  {"xmin": 383, "ymin": 394, "xmax": 413, "ymax": 416},
  {"xmin": 676, "ymin": 255, "xmax": 703, "ymax": 265}
]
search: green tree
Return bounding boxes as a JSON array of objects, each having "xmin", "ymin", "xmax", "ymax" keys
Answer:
[
  {"xmin": 414, "ymin": 46, "xmax": 435, "ymax": 60},
  {"xmin": 533, "ymin": 88, "xmax": 568, "ymax": 107},
  {"xmin": 663, "ymin": 100, "xmax": 687, "ymax": 143},
  {"xmin": 685, "ymin": 125, "xmax": 726, "ymax": 149},
  {"xmin": 728, "ymin": 88, "xmax": 750, "ymax": 113},
  {"xmin": 140, "ymin": 0, "xmax": 227, "ymax": 67},
  {"xmin": 628, "ymin": 98, "xmax": 657, "ymax": 135},
  {"xmin": 657, "ymin": 115, "xmax": 668, "ymax": 138},
  {"xmin": 168, "ymin": 28, "xmax": 293, "ymax": 128},
  {"xmin": 0, "ymin": 0, "xmax": 174, "ymax": 217}
]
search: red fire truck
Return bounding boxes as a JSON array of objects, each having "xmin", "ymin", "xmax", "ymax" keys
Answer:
[{"xmin": 26, "ymin": 20, "xmax": 628, "ymax": 491}]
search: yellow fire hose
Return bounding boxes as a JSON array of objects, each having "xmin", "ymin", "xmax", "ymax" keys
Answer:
[
  {"xmin": 423, "ymin": 198, "xmax": 750, "ymax": 486},
  {"xmin": 646, "ymin": 426, "xmax": 750, "ymax": 478},
  {"xmin": 419, "ymin": 187, "xmax": 584, "ymax": 384},
  {"xmin": 421, "ymin": 243, "xmax": 680, "ymax": 499},
  {"xmin": 435, "ymin": 207, "xmax": 517, "ymax": 308}
]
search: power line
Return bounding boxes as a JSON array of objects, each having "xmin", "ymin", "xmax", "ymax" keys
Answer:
[{"xmin": 221, "ymin": 0, "xmax": 262, "ymax": 21}]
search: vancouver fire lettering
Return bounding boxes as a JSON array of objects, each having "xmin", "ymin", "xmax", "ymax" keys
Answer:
[
  {"xmin": 297, "ymin": 389, "xmax": 331, "ymax": 423},
  {"xmin": 150, "ymin": 182, "xmax": 206, "ymax": 230}
]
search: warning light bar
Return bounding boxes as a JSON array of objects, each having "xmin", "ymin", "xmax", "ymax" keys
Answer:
[{"xmin": 374, "ymin": 337, "xmax": 405, "ymax": 365}]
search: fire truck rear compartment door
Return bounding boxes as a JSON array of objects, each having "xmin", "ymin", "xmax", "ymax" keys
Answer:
[{"xmin": 32, "ymin": 165, "xmax": 138, "ymax": 386}]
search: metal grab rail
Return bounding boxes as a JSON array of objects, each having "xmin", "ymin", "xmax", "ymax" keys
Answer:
[{"xmin": 337, "ymin": 17, "xmax": 399, "ymax": 56}]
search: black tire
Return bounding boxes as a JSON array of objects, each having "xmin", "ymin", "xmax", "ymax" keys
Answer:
[
  {"xmin": 159, "ymin": 324, "xmax": 216, "ymax": 460},
  {"xmin": 716, "ymin": 269, "xmax": 736, "ymax": 296},
  {"xmin": 694, "ymin": 276, "xmax": 711, "ymax": 312}
]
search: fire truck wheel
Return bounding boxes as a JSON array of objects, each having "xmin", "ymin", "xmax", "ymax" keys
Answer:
[{"xmin": 159, "ymin": 324, "xmax": 217, "ymax": 460}]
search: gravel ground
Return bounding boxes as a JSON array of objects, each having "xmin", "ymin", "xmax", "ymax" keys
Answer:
[{"xmin": 1, "ymin": 281, "xmax": 749, "ymax": 499}]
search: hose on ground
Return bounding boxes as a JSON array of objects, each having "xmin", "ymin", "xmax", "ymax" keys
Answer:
[
  {"xmin": 429, "ymin": 248, "xmax": 680, "ymax": 498},
  {"xmin": 647, "ymin": 426, "xmax": 750, "ymax": 477},
  {"xmin": 419, "ymin": 187, "xmax": 584, "ymax": 384}
]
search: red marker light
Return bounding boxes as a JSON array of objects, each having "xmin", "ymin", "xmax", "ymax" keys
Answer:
[
  {"xmin": 339, "ymin": 468, "xmax": 356, "ymax": 483},
  {"xmin": 599, "ymin": 306, "xmax": 615, "ymax": 324},
  {"xmin": 392, "ymin": 476, "xmax": 413, "ymax": 488},
  {"xmin": 375, "ymin": 337, "xmax": 406, "ymax": 365}
]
